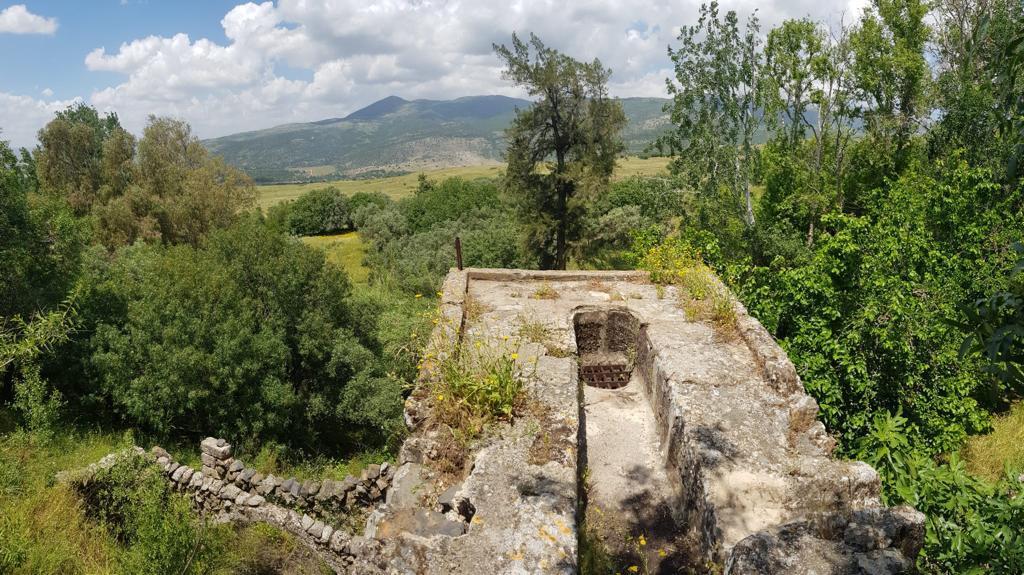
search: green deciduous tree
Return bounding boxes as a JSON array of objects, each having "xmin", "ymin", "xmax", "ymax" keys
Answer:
[
  {"xmin": 849, "ymin": 0, "xmax": 930, "ymax": 175},
  {"xmin": 662, "ymin": 2, "xmax": 761, "ymax": 229},
  {"xmin": 271, "ymin": 186, "xmax": 352, "ymax": 237},
  {"xmin": 495, "ymin": 33, "xmax": 626, "ymax": 269},
  {"xmin": 83, "ymin": 217, "xmax": 398, "ymax": 449},
  {"xmin": 34, "ymin": 109, "xmax": 256, "ymax": 249},
  {"xmin": 758, "ymin": 18, "xmax": 859, "ymax": 250},
  {"xmin": 135, "ymin": 116, "xmax": 255, "ymax": 246},
  {"xmin": 1, "ymin": 138, "xmax": 88, "ymax": 319},
  {"xmin": 35, "ymin": 104, "xmax": 122, "ymax": 215}
]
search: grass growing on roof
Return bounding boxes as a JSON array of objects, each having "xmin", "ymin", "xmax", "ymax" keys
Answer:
[{"xmin": 640, "ymin": 239, "xmax": 737, "ymax": 332}]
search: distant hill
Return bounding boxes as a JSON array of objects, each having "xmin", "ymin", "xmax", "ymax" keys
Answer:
[{"xmin": 203, "ymin": 95, "xmax": 671, "ymax": 183}]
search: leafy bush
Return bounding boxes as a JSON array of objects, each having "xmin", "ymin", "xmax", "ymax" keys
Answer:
[
  {"xmin": 855, "ymin": 412, "xmax": 1024, "ymax": 574},
  {"xmin": 357, "ymin": 177, "xmax": 529, "ymax": 293},
  {"xmin": 0, "ymin": 138, "xmax": 88, "ymax": 319},
  {"xmin": 730, "ymin": 160, "xmax": 1023, "ymax": 453},
  {"xmin": 274, "ymin": 186, "xmax": 353, "ymax": 237},
  {"xmin": 79, "ymin": 217, "xmax": 401, "ymax": 451},
  {"xmin": 961, "ymin": 242, "xmax": 1024, "ymax": 392}
]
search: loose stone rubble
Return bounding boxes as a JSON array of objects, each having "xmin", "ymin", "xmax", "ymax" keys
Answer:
[{"xmin": 63, "ymin": 268, "xmax": 927, "ymax": 574}]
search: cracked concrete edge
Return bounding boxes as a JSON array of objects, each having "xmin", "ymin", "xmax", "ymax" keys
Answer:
[
  {"xmin": 464, "ymin": 268, "xmax": 649, "ymax": 283},
  {"xmin": 700, "ymin": 272, "xmax": 803, "ymax": 399}
]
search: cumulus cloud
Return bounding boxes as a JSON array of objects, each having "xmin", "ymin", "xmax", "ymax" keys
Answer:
[
  {"xmin": 3, "ymin": 0, "xmax": 870, "ymax": 147},
  {"xmin": 0, "ymin": 4, "xmax": 57, "ymax": 35},
  {"xmin": 0, "ymin": 92, "xmax": 81, "ymax": 148}
]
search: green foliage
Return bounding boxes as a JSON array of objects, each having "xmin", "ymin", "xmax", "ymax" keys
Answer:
[
  {"xmin": 661, "ymin": 1, "xmax": 761, "ymax": 228},
  {"xmin": 35, "ymin": 103, "xmax": 123, "ymax": 215},
  {"xmin": 271, "ymin": 186, "xmax": 353, "ymax": 237},
  {"xmin": 357, "ymin": 177, "xmax": 529, "ymax": 293},
  {"xmin": 0, "ymin": 139, "xmax": 89, "ymax": 319},
  {"xmin": 576, "ymin": 176, "xmax": 683, "ymax": 268},
  {"xmin": 82, "ymin": 455, "xmax": 228, "ymax": 575},
  {"xmin": 495, "ymin": 33, "xmax": 626, "ymax": 269},
  {"xmin": 1, "ymin": 300, "xmax": 77, "ymax": 439},
  {"xmin": 960, "ymin": 242, "xmax": 1024, "ymax": 391},
  {"xmin": 35, "ymin": 109, "xmax": 256, "ymax": 249},
  {"xmin": 854, "ymin": 412, "xmax": 1024, "ymax": 574},
  {"xmin": 77, "ymin": 217, "xmax": 397, "ymax": 451},
  {"xmin": 733, "ymin": 160, "xmax": 1021, "ymax": 452},
  {"xmin": 850, "ymin": 0, "xmax": 930, "ymax": 169}
]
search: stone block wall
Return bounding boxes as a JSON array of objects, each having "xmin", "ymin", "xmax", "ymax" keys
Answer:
[{"xmin": 64, "ymin": 438, "xmax": 398, "ymax": 573}]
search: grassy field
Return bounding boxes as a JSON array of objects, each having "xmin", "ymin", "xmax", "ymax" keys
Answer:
[
  {"xmin": 301, "ymin": 232, "xmax": 369, "ymax": 284},
  {"xmin": 256, "ymin": 157, "xmax": 672, "ymax": 209},
  {"xmin": 258, "ymin": 164, "xmax": 505, "ymax": 209},
  {"xmin": 963, "ymin": 401, "xmax": 1024, "ymax": 482}
]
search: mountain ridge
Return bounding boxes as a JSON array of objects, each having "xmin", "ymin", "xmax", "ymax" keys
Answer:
[{"xmin": 203, "ymin": 94, "xmax": 671, "ymax": 183}]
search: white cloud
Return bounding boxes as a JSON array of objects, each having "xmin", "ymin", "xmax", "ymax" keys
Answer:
[
  {"xmin": 4, "ymin": 0, "xmax": 870, "ymax": 146},
  {"xmin": 0, "ymin": 4, "xmax": 57, "ymax": 35},
  {"xmin": 0, "ymin": 92, "xmax": 80, "ymax": 148}
]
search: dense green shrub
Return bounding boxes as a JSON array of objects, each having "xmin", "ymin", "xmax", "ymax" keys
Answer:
[
  {"xmin": 729, "ymin": 160, "xmax": 1022, "ymax": 453},
  {"xmin": 357, "ymin": 177, "xmax": 529, "ymax": 293},
  {"xmin": 855, "ymin": 412, "xmax": 1024, "ymax": 574},
  {"xmin": 576, "ymin": 176, "xmax": 683, "ymax": 268},
  {"xmin": 78, "ymin": 217, "xmax": 401, "ymax": 451},
  {"xmin": 0, "ymin": 140, "xmax": 88, "ymax": 319},
  {"xmin": 276, "ymin": 186, "xmax": 353, "ymax": 236}
]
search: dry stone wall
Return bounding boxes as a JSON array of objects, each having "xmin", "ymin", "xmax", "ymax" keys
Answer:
[{"xmin": 63, "ymin": 438, "xmax": 398, "ymax": 573}]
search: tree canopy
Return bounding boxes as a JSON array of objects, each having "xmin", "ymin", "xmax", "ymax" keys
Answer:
[{"xmin": 495, "ymin": 33, "xmax": 626, "ymax": 269}]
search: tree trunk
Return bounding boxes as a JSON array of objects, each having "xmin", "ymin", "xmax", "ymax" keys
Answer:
[{"xmin": 555, "ymin": 181, "xmax": 568, "ymax": 270}]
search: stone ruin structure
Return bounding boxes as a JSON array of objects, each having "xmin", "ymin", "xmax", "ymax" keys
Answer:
[{"xmin": 65, "ymin": 269, "xmax": 926, "ymax": 574}]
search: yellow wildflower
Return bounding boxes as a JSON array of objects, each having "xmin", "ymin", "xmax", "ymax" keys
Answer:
[
  {"xmin": 511, "ymin": 353, "xmax": 519, "ymax": 360},
  {"xmin": 658, "ymin": 549, "xmax": 667, "ymax": 558},
  {"xmin": 415, "ymin": 293, "xmax": 422, "ymax": 298},
  {"xmin": 628, "ymin": 567, "xmax": 638, "ymax": 573},
  {"xmin": 436, "ymin": 291, "xmax": 443, "ymax": 297},
  {"xmin": 436, "ymin": 394, "xmax": 444, "ymax": 401},
  {"xmin": 638, "ymin": 535, "xmax": 646, "ymax": 546}
]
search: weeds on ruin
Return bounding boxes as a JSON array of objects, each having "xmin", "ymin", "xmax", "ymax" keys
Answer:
[
  {"xmin": 578, "ymin": 469, "xmax": 652, "ymax": 575},
  {"xmin": 515, "ymin": 313, "xmax": 574, "ymax": 358},
  {"xmin": 463, "ymin": 293, "xmax": 490, "ymax": 322},
  {"xmin": 516, "ymin": 314, "xmax": 552, "ymax": 344},
  {"xmin": 532, "ymin": 282, "xmax": 560, "ymax": 300},
  {"xmin": 421, "ymin": 308, "xmax": 529, "ymax": 438},
  {"xmin": 639, "ymin": 240, "xmax": 737, "ymax": 333}
]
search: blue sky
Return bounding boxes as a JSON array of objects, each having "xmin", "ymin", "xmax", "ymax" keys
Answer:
[
  {"xmin": 0, "ymin": 2, "xmax": 240, "ymax": 99},
  {"xmin": 0, "ymin": 0, "xmax": 867, "ymax": 148}
]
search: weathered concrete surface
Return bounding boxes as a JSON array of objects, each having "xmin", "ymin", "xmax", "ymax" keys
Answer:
[
  {"xmin": 584, "ymin": 373, "xmax": 686, "ymax": 572},
  {"xmin": 367, "ymin": 268, "xmax": 923, "ymax": 574}
]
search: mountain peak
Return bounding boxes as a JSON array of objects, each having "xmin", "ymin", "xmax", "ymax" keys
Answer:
[{"xmin": 344, "ymin": 96, "xmax": 409, "ymax": 121}]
